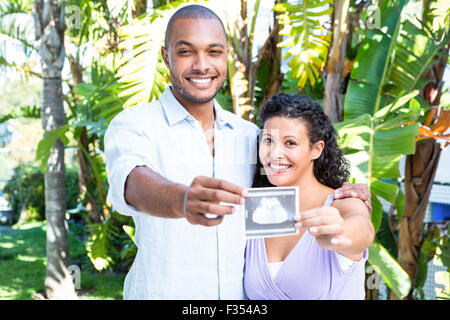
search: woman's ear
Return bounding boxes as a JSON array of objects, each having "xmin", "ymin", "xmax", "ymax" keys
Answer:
[{"xmin": 311, "ymin": 140, "xmax": 324, "ymax": 160}]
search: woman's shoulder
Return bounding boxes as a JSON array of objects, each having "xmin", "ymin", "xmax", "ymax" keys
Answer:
[{"xmin": 330, "ymin": 197, "xmax": 369, "ymax": 216}]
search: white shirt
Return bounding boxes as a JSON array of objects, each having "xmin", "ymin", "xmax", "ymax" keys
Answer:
[{"xmin": 105, "ymin": 87, "xmax": 258, "ymax": 299}]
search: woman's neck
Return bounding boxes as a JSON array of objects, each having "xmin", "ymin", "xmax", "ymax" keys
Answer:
[{"xmin": 294, "ymin": 171, "xmax": 334, "ymax": 211}]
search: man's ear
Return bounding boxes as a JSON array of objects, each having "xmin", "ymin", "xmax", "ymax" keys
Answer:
[
  {"xmin": 161, "ymin": 46, "xmax": 170, "ymax": 68},
  {"xmin": 311, "ymin": 140, "xmax": 324, "ymax": 160}
]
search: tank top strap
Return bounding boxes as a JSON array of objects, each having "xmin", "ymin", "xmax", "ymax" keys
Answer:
[{"xmin": 322, "ymin": 193, "xmax": 335, "ymax": 207}]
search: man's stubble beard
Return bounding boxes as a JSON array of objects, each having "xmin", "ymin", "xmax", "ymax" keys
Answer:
[{"xmin": 170, "ymin": 71, "xmax": 225, "ymax": 104}]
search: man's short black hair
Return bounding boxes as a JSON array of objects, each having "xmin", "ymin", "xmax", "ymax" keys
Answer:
[{"xmin": 164, "ymin": 4, "xmax": 227, "ymax": 49}]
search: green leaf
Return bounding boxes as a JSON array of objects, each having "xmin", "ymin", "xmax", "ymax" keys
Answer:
[
  {"xmin": 395, "ymin": 189, "xmax": 405, "ymax": 219},
  {"xmin": 370, "ymin": 179, "xmax": 398, "ymax": 203},
  {"xmin": 368, "ymin": 241, "xmax": 412, "ymax": 299},
  {"xmin": 344, "ymin": 0, "xmax": 407, "ymax": 119},
  {"xmin": 275, "ymin": 0, "xmax": 332, "ymax": 88},
  {"xmin": 370, "ymin": 194, "xmax": 383, "ymax": 233},
  {"xmin": 123, "ymin": 225, "xmax": 135, "ymax": 244},
  {"xmin": 35, "ymin": 125, "xmax": 70, "ymax": 173}
]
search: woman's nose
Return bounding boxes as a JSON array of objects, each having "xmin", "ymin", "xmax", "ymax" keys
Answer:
[{"xmin": 270, "ymin": 143, "xmax": 283, "ymax": 160}]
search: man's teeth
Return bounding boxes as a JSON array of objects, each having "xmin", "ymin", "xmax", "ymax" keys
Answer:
[
  {"xmin": 270, "ymin": 163, "xmax": 291, "ymax": 170},
  {"xmin": 190, "ymin": 78, "xmax": 212, "ymax": 84}
]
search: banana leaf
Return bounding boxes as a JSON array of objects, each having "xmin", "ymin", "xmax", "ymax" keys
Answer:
[
  {"xmin": 275, "ymin": 0, "xmax": 333, "ymax": 88},
  {"xmin": 368, "ymin": 241, "xmax": 412, "ymax": 299},
  {"xmin": 343, "ymin": 0, "xmax": 407, "ymax": 119},
  {"xmin": 335, "ymin": 93, "xmax": 420, "ymax": 232}
]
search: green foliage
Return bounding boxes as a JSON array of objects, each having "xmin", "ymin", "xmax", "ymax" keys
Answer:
[
  {"xmin": 335, "ymin": 93, "xmax": 420, "ymax": 232},
  {"xmin": 3, "ymin": 164, "xmax": 80, "ymax": 223},
  {"xmin": 368, "ymin": 242, "xmax": 412, "ymax": 299},
  {"xmin": 116, "ymin": 0, "xmax": 200, "ymax": 107},
  {"xmin": 86, "ymin": 212, "xmax": 136, "ymax": 272},
  {"xmin": 275, "ymin": 0, "xmax": 332, "ymax": 88},
  {"xmin": 344, "ymin": 0, "xmax": 407, "ymax": 119},
  {"xmin": 0, "ymin": 221, "xmax": 125, "ymax": 299}
]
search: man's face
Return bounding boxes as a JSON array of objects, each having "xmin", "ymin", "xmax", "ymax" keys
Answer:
[{"xmin": 162, "ymin": 18, "xmax": 229, "ymax": 105}]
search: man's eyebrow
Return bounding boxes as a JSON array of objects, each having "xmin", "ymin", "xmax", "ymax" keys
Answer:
[
  {"xmin": 174, "ymin": 40, "xmax": 193, "ymax": 48},
  {"xmin": 209, "ymin": 43, "xmax": 226, "ymax": 49},
  {"xmin": 174, "ymin": 40, "xmax": 226, "ymax": 49}
]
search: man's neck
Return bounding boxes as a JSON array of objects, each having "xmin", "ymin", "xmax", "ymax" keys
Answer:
[{"xmin": 170, "ymin": 87, "xmax": 215, "ymax": 130}]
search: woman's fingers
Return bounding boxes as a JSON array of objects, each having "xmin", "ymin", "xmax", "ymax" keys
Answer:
[
  {"xmin": 306, "ymin": 224, "xmax": 344, "ymax": 237},
  {"xmin": 330, "ymin": 235, "xmax": 352, "ymax": 249}
]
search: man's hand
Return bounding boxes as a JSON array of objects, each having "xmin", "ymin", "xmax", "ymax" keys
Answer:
[
  {"xmin": 334, "ymin": 182, "xmax": 372, "ymax": 213},
  {"xmin": 183, "ymin": 176, "xmax": 247, "ymax": 227}
]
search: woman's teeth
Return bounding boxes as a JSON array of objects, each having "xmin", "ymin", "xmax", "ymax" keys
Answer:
[{"xmin": 270, "ymin": 163, "xmax": 291, "ymax": 170}]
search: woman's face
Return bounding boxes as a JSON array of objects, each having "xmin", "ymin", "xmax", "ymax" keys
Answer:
[{"xmin": 259, "ymin": 116, "xmax": 324, "ymax": 187}]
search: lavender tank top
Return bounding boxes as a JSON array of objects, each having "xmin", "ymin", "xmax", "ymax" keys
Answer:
[{"xmin": 244, "ymin": 194, "xmax": 368, "ymax": 300}]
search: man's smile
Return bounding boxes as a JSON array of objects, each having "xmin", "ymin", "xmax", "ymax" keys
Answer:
[{"xmin": 185, "ymin": 75, "xmax": 218, "ymax": 88}]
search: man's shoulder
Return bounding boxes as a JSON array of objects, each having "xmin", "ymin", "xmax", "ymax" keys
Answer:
[{"xmin": 110, "ymin": 100, "xmax": 164, "ymax": 124}]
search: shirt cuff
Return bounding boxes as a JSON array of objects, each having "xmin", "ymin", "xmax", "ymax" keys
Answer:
[{"xmin": 107, "ymin": 159, "xmax": 161, "ymax": 217}]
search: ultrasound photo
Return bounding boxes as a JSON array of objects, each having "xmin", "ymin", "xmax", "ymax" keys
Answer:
[{"xmin": 244, "ymin": 187, "xmax": 299, "ymax": 238}]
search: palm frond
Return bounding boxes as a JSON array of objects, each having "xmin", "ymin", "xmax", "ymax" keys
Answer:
[
  {"xmin": 275, "ymin": 0, "xmax": 333, "ymax": 88},
  {"xmin": 116, "ymin": 0, "xmax": 201, "ymax": 108}
]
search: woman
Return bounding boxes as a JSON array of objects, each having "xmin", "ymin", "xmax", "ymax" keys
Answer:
[{"xmin": 244, "ymin": 93, "xmax": 375, "ymax": 300}]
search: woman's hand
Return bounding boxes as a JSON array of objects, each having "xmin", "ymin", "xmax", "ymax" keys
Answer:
[{"xmin": 294, "ymin": 207, "xmax": 353, "ymax": 252}]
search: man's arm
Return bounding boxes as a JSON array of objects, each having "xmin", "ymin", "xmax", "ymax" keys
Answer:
[
  {"xmin": 125, "ymin": 166, "xmax": 247, "ymax": 227},
  {"xmin": 125, "ymin": 166, "xmax": 186, "ymax": 218}
]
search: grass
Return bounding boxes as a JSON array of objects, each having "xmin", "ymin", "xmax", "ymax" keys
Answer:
[{"xmin": 0, "ymin": 221, "xmax": 125, "ymax": 300}]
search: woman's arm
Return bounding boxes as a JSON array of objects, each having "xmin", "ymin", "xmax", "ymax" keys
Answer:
[
  {"xmin": 295, "ymin": 198, "xmax": 375, "ymax": 261},
  {"xmin": 331, "ymin": 198, "xmax": 374, "ymax": 260}
]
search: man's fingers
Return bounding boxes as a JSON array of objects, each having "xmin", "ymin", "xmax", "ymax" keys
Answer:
[
  {"xmin": 195, "ymin": 187, "xmax": 245, "ymax": 205},
  {"xmin": 193, "ymin": 201, "xmax": 235, "ymax": 216},
  {"xmin": 187, "ymin": 212, "xmax": 224, "ymax": 227},
  {"xmin": 334, "ymin": 190, "xmax": 369, "ymax": 201},
  {"xmin": 193, "ymin": 176, "xmax": 246, "ymax": 197}
]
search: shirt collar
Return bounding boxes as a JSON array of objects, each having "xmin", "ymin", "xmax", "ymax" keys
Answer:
[{"xmin": 160, "ymin": 86, "xmax": 234, "ymax": 129}]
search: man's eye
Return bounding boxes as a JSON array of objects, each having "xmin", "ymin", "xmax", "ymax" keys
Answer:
[
  {"xmin": 178, "ymin": 50, "xmax": 192, "ymax": 55},
  {"xmin": 210, "ymin": 50, "xmax": 222, "ymax": 54}
]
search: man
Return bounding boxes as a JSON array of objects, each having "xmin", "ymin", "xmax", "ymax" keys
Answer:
[{"xmin": 105, "ymin": 5, "xmax": 371, "ymax": 299}]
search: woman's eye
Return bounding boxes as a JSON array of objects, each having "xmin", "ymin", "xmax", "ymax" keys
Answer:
[
  {"xmin": 264, "ymin": 138, "xmax": 272, "ymax": 144},
  {"xmin": 286, "ymin": 141, "xmax": 296, "ymax": 146}
]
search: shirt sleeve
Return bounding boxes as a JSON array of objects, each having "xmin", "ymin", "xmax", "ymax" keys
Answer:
[{"xmin": 104, "ymin": 108, "xmax": 162, "ymax": 217}]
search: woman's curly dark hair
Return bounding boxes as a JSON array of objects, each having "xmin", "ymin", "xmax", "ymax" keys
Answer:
[{"xmin": 252, "ymin": 93, "xmax": 349, "ymax": 189}]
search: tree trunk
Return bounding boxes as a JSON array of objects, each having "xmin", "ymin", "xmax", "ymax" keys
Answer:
[
  {"xmin": 257, "ymin": 0, "xmax": 284, "ymax": 105},
  {"xmin": 394, "ymin": 138, "xmax": 441, "ymax": 300},
  {"xmin": 133, "ymin": 0, "xmax": 147, "ymax": 17},
  {"xmin": 393, "ymin": 37, "xmax": 449, "ymax": 300},
  {"xmin": 67, "ymin": 54, "xmax": 103, "ymax": 224},
  {"xmin": 323, "ymin": 0, "xmax": 349, "ymax": 123},
  {"xmin": 33, "ymin": 0, "xmax": 77, "ymax": 299}
]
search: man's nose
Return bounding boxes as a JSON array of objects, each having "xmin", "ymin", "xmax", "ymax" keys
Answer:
[{"xmin": 192, "ymin": 53, "xmax": 209, "ymax": 72}]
